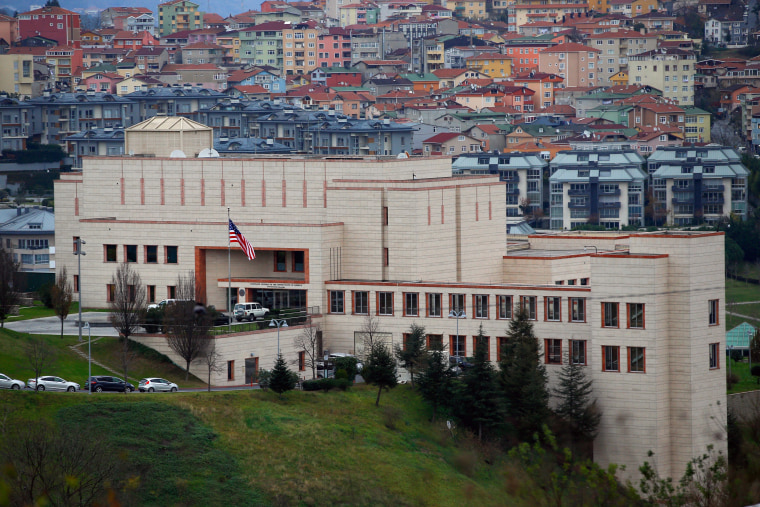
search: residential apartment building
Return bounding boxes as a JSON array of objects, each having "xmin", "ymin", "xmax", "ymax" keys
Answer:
[
  {"xmin": 549, "ymin": 150, "xmax": 646, "ymax": 230},
  {"xmin": 283, "ymin": 22, "xmax": 321, "ymax": 76},
  {"xmin": 683, "ymin": 106, "xmax": 711, "ymax": 143},
  {"xmin": 422, "ymin": 132, "xmax": 482, "ymax": 155},
  {"xmin": 239, "ymin": 21, "xmax": 287, "ymax": 67},
  {"xmin": 18, "ymin": 6, "xmax": 81, "ymax": 47},
  {"xmin": 539, "ymin": 43, "xmax": 602, "ymax": 88},
  {"xmin": 0, "ymin": 97, "xmax": 40, "ymax": 153},
  {"xmin": 587, "ymin": 30, "xmax": 658, "ymax": 86},
  {"xmin": 64, "ymin": 126, "xmax": 125, "ymax": 167},
  {"xmin": 158, "ymin": 0, "xmax": 203, "ymax": 36},
  {"xmin": 465, "ymin": 53, "xmax": 514, "ymax": 79},
  {"xmin": 181, "ymin": 42, "xmax": 225, "ymax": 66},
  {"xmin": 647, "ymin": 146, "xmax": 749, "ymax": 225},
  {"xmin": 511, "ymin": 0, "xmax": 589, "ymax": 27},
  {"xmin": 628, "ymin": 48, "xmax": 696, "ymax": 105},
  {"xmin": 0, "ymin": 54, "xmax": 45, "ymax": 98},
  {"xmin": 317, "ymin": 28, "xmax": 352, "ymax": 69},
  {"xmin": 0, "ymin": 207, "xmax": 55, "ymax": 273}
]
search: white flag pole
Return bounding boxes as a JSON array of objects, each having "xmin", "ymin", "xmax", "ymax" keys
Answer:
[{"xmin": 227, "ymin": 207, "xmax": 232, "ymax": 334}]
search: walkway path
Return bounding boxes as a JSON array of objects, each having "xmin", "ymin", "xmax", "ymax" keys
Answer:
[{"xmin": 69, "ymin": 336, "xmax": 141, "ymax": 383}]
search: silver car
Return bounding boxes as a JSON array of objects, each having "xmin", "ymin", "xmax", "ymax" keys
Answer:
[
  {"xmin": 0, "ymin": 373, "xmax": 24, "ymax": 390},
  {"xmin": 27, "ymin": 376, "xmax": 80, "ymax": 392},
  {"xmin": 138, "ymin": 378, "xmax": 178, "ymax": 393}
]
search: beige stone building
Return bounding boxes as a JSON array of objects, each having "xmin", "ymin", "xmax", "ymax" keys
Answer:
[
  {"xmin": 628, "ymin": 48, "xmax": 696, "ymax": 105},
  {"xmin": 587, "ymin": 30, "xmax": 658, "ymax": 86},
  {"xmin": 0, "ymin": 54, "xmax": 45, "ymax": 98},
  {"xmin": 54, "ymin": 119, "xmax": 726, "ymax": 482},
  {"xmin": 539, "ymin": 43, "xmax": 602, "ymax": 88}
]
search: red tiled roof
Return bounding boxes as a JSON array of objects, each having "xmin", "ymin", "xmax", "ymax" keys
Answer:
[
  {"xmin": 540, "ymin": 42, "xmax": 600, "ymax": 53},
  {"xmin": 423, "ymin": 132, "xmax": 461, "ymax": 144}
]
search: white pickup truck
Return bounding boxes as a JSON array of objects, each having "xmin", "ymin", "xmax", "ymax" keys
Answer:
[{"xmin": 234, "ymin": 302, "xmax": 269, "ymax": 322}]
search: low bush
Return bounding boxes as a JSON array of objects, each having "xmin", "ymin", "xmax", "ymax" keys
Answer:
[
  {"xmin": 301, "ymin": 378, "xmax": 352, "ymax": 392},
  {"xmin": 302, "ymin": 380, "xmax": 321, "ymax": 391},
  {"xmin": 751, "ymin": 365, "xmax": 760, "ymax": 384},
  {"xmin": 38, "ymin": 282, "xmax": 54, "ymax": 309},
  {"xmin": 727, "ymin": 372, "xmax": 740, "ymax": 390}
]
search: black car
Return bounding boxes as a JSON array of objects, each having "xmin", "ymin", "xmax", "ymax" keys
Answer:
[{"xmin": 84, "ymin": 375, "xmax": 135, "ymax": 393}]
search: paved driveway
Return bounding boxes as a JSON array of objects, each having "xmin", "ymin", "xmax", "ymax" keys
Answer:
[{"xmin": 5, "ymin": 312, "xmax": 121, "ymax": 337}]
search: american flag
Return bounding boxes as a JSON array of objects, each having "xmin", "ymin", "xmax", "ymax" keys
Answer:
[{"xmin": 229, "ymin": 219, "xmax": 256, "ymax": 260}]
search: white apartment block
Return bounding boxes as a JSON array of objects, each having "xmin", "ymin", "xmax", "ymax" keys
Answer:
[
  {"xmin": 54, "ymin": 121, "xmax": 726, "ymax": 482},
  {"xmin": 628, "ymin": 48, "xmax": 696, "ymax": 106}
]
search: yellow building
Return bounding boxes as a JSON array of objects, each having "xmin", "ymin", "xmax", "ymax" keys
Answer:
[
  {"xmin": 632, "ymin": 0, "xmax": 659, "ymax": 15},
  {"xmin": 683, "ymin": 107, "xmax": 711, "ymax": 143},
  {"xmin": 445, "ymin": 0, "xmax": 488, "ymax": 19},
  {"xmin": 610, "ymin": 71, "xmax": 628, "ymax": 86},
  {"xmin": 216, "ymin": 32, "xmax": 241, "ymax": 64},
  {"xmin": 283, "ymin": 22, "xmax": 320, "ymax": 76},
  {"xmin": 0, "ymin": 54, "xmax": 40, "ymax": 98},
  {"xmin": 465, "ymin": 52, "xmax": 512, "ymax": 79}
]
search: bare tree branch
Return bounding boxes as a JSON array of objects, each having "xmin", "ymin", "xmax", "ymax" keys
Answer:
[
  {"xmin": 165, "ymin": 271, "xmax": 210, "ymax": 380},
  {"xmin": 25, "ymin": 335, "xmax": 57, "ymax": 386},
  {"xmin": 0, "ymin": 244, "xmax": 21, "ymax": 328},
  {"xmin": 109, "ymin": 263, "xmax": 146, "ymax": 383},
  {"xmin": 50, "ymin": 266, "xmax": 73, "ymax": 339},
  {"xmin": 293, "ymin": 318, "xmax": 321, "ymax": 379}
]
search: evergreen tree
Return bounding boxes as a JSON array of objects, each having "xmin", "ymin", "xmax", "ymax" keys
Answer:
[
  {"xmin": 417, "ymin": 342, "xmax": 455, "ymax": 422},
  {"xmin": 362, "ymin": 342, "xmax": 398, "ymax": 406},
  {"xmin": 45, "ymin": 0, "xmax": 61, "ymax": 7},
  {"xmin": 269, "ymin": 354, "xmax": 298, "ymax": 396},
  {"xmin": 499, "ymin": 305, "xmax": 549, "ymax": 439},
  {"xmin": 394, "ymin": 323, "xmax": 427, "ymax": 388},
  {"xmin": 453, "ymin": 324, "xmax": 504, "ymax": 440},
  {"xmin": 554, "ymin": 360, "xmax": 601, "ymax": 441}
]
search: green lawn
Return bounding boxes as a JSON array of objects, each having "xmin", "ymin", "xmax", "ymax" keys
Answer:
[
  {"xmin": 726, "ymin": 278, "xmax": 760, "ymax": 304},
  {"xmin": 6, "ymin": 301, "xmax": 110, "ymax": 324},
  {"xmin": 727, "ymin": 359, "xmax": 760, "ymax": 394}
]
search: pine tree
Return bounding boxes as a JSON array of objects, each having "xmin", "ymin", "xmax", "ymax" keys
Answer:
[
  {"xmin": 417, "ymin": 342, "xmax": 455, "ymax": 422},
  {"xmin": 363, "ymin": 342, "xmax": 398, "ymax": 406},
  {"xmin": 499, "ymin": 305, "xmax": 549, "ymax": 439},
  {"xmin": 554, "ymin": 361, "xmax": 601, "ymax": 440},
  {"xmin": 454, "ymin": 324, "xmax": 504, "ymax": 440},
  {"xmin": 394, "ymin": 323, "xmax": 427, "ymax": 388},
  {"xmin": 269, "ymin": 354, "xmax": 297, "ymax": 396}
]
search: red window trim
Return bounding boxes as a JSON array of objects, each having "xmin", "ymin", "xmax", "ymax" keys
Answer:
[
  {"xmin": 520, "ymin": 295, "xmax": 537, "ymax": 320},
  {"xmin": 377, "ymin": 291, "xmax": 394, "ymax": 316},
  {"xmin": 601, "ymin": 302, "xmax": 619, "ymax": 329},
  {"xmin": 496, "ymin": 295, "xmax": 512, "ymax": 320},
  {"xmin": 449, "ymin": 293, "xmax": 466, "ymax": 316},
  {"xmin": 497, "ymin": 336, "xmax": 508, "ymax": 360},
  {"xmin": 292, "ymin": 251, "xmax": 305, "ymax": 272},
  {"xmin": 274, "ymin": 250, "xmax": 287, "ymax": 272},
  {"xmin": 602, "ymin": 345, "xmax": 620, "ymax": 372},
  {"xmin": 328, "ymin": 290, "xmax": 345, "ymax": 314},
  {"xmin": 472, "ymin": 294, "xmax": 489, "ymax": 319},
  {"xmin": 544, "ymin": 338, "xmax": 562, "ymax": 365},
  {"xmin": 298, "ymin": 351, "xmax": 306, "ymax": 371},
  {"xmin": 426, "ymin": 292, "xmax": 442, "ymax": 318},
  {"xmin": 544, "ymin": 296, "xmax": 562, "ymax": 322},
  {"xmin": 352, "ymin": 290, "xmax": 368, "ymax": 315},
  {"xmin": 426, "ymin": 334, "xmax": 443, "ymax": 349},
  {"xmin": 569, "ymin": 297, "xmax": 587, "ymax": 323},
  {"xmin": 473, "ymin": 335, "xmax": 490, "ymax": 361},
  {"xmin": 449, "ymin": 334, "xmax": 466, "ymax": 357},
  {"xmin": 626, "ymin": 303, "xmax": 645, "ymax": 330},
  {"xmin": 403, "ymin": 292, "xmax": 419, "ymax": 317},
  {"xmin": 227, "ymin": 360, "xmax": 235, "ymax": 381},
  {"xmin": 627, "ymin": 346, "xmax": 646, "ymax": 373}
]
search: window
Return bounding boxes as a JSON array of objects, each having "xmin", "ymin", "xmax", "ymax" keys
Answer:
[
  {"xmin": 474, "ymin": 335, "xmax": 490, "ymax": 361},
  {"xmin": 628, "ymin": 347, "xmax": 645, "ymax": 373},
  {"xmin": 167, "ymin": 285, "xmax": 176, "ymax": 299},
  {"xmin": 708, "ymin": 299, "xmax": 719, "ymax": 326},
  {"xmin": 275, "ymin": 251, "xmax": 287, "ymax": 272},
  {"xmin": 545, "ymin": 339, "xmax": 562, "ymax": 364},
  {"xmin": 498, "ymin": 295, "xmax": 512, "ymax": 319},
  {"xmin": 545, "ymin": 296, "xmax": 561, "ymax": 321},
  {"xmin": 384, "ymin": 248, "xmax": 389, "ymax": 266},
  {"xmin": 520, "ymin": 296, "xmax": 537, "ymax": 320},
  {"xmin": 146, "ymin": 245, "xmax": 158, "ymax": 263},
  {"xmin": 329, "ymin": 290, "xmax": 344, "ymax": 313},
  {"xmin": 709, "ymin": 343, "xmax": 719, "ymax": 369},
  {"xmin": 427, "ymin": 334, "xmax": 443, "ymax": 349},
  {"xmin": 378, "ymin": 292, "xmax": 393, "ymax": 315},
  {"xmin": 147, "ymin": 285, "xmax": 155, "ymax": 303},
  {"xmin": 570, "ymin": 339, "xmax": 586, "ymax": 365},
  {"xmin": 602, "ymin": 302, "xmax": 619, "ymax": 328},
  {"xmin": 107, "ymin": 284, "xmax": 115, "ymax": 302},
  {"xmin": 125, "ymin": 245, "xmax": 137, "ymax": 263},
  {"xmin": 427, "ymin": 293, "xmax": 442, "ymax": 317},
  {"xmin": 298, "ymin": 351, "xmax": 306, "ymax": 371},
  {"xmin": 474, "ymin": 295, "xmax": 488, "ymax": 319},
  {"xmin": 627, "ymin": 303, "xmax": 645, "ymax": 329},
  {"xmin": 227, "ymin": 360, "xmax": 235, "ymax": 380},
  {"xmin": 165, "ymin": 246, "xmax": 178, "ymax": 264},
  {"xmin": 105, "ymin": 244, "xmax": 117, "ymax": 262},
  {"xmin": 73, "ymin": 275, "xmax": 79, "ymax": 293},
  {"xmin": 603, "ymin": 346, "xmax": 620, "ymax": 372},
  {"xmin": 450, "ymin": 335, "xmax": 466, "ymax": 357},
  {"xmin": 353, "ymin": 291, "xmax": 368, "ymax": 315},
  {"xmin": 293, "ymin": 251, "xmax": 305, "ymax": 272},
  {"xmin": 404, "ymin": 293, "xmax": 419, "ymax": 316},
  {"xmin": 450, "ymin": 293, "xmax": 465, "ymax": 314}
]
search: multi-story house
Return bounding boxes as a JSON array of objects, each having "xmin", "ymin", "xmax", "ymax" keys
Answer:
[
  {"xmin": 647, "ymin": 146, "xmax": 749, "ymax": 225},
  {"xmin": 422, "ymin": 131, "xmax": 482, "ymax": 155},
  {"xmin": 181, "ymin": 42, "xmax": 225, "ymax": 66},
  {"xmin": 626, "ymin": 102, "xmax": 685, "ymax": 131},
  {"xmin": 633, "ymin": 11, "xmax": 674, "ymax": 31},
  {"xmin": 0, "ymin": 97, "xmax": 41, "ymax": 153},
  {"xmin": 115, "ymin": 75, "xmax": 163, "ymax": 96},
  {"xmin": 0, "ymin": 13, "xmax": 18, "ymax": 45},
  {"xmin": 317, "ymin": 28, "xmax": 352, "ymax": 69},
  {"xmin": 158, "ymin": 0, "xmax": 203, "ymax": 37},
  {"xmin": 81, "ymin": 72, "xmax": 123, "ymax": 93},
  {"xmin": 705, "ymin": 11, "xmax": 748, "ymax": 46},
  {"xmin": 549, "ymin": 149, "xmax": 646, "ymax": 230},
  {"xmin": 465, "ymin": 53, "xmax": 513, "ymax": 79},
  {"xmin": 65, "ymin": 126, "xmax": 126, "ymax": 167},
  {"xmin": 539, "ymin": 43, "xmax": 602, "ymax": 88},
  {"xmin": 100, "ymin": 7, "xmax": 153, "ymax": 31},
  {"xmin": 682, "ymin": 106, "xmax": 711, "ymax": 143},
  {"xmin": 135, "ymin": 47, "xmax": 169, "ymax": 73},
  {"xmin": 112, "ymin": 30, "xmax": 157, "ymax": 50},
  {"xmin": 216, "ymin": 30, "xmax": 242, "ymax": 64},
  {"xmin": 510, "ymin": 0, "xmax": 588, "ymax": 27},
  {"xmin": 228, "ymin": 68, "xmax": 286, "ymax": 94},
  {"xmin": 627, "ymin": 48, "xmax": 696, "ymax": 105},
  {"xmin": 81, "ymin": 48, "xmax": 130, "ymax": 68},
  {"xmin": 0, "ymin": 207, "xmax": 55, "ymax": 273},
  {"xmin": 587, "ymin": 30, "xmax": 658, "ymax": 86},
  {"xmin": 18, "ymin": 6, "xmax": 81, "ymax": 47},
  {"xmin": 512, "ymin": 71, "xmax": 563, "ymax": 109},
  {"xmin": 125, "ymin": 13, "xmax": 156, "ymax": 34},
  {"xmin": 239, "ymin": 21, "xmax": 287, "ymax": 67},
  {"xmin": 283, "ymin": 21, "xmax": 320, "ymax": 76},
  {"xmin": 155, "ymin": 64, "xmax": 227, "ymax": 90},
  {"xmin": 453, "ymin": 151, "xmax": 546, "ymax": 219},
  {"xmin": 504, "ymin": 42, "xmax": 555, "ymax": 75},
  {"xmin": 444, "ymin": 0, "xmax": 489, "ymax": 18},
  {"xmin": 45, "ymin": 46, "xmax": 83, "ymax": 86},
  {"xmin": 0, "ymin": 54, "xmax": 47, "ymax": 98}
]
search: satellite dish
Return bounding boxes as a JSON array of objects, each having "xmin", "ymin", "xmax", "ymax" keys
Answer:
[
  {"xmin": 198, "ymin": 148, "xmax": 220, "ymax": 158},
  {"xmin": 169, "ymin": 149, "xmax": 186, "ymax": 158}
]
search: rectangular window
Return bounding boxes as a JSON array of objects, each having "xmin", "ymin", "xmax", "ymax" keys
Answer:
[
  {"xmin": 709, "ymin": 299, "xmax": 719, "ymax": 326},
  {"xmin": 107, "ymin": 284, "xmax": 115, "ymax": 302},
  {"xmin": 298, "ymin": 351, "xmax": 306, "ymax": 371},
  {"xmin": 521, "ymin": 296, "xmax": 537, "ymax": 320},
  {"xmin": 165, "ymin": 246, "xmax": 178, "ymax": 264},
  {"xmin": 474, "ymin": 335, "xmax": 490, "ymax": 361},
  {"xmin": 167, "ymin": 285, "xmax": 176, "ymax": 299},
  {"xmin": 353, "ymin": 291, "xmax": 368, "ymax": 315},
  {"xmin": 602, "ymin": 302, "xmax": 619, "ymax": 328},
  {"xmin": 293, "ymin": 251, "xmax": 305, "ymax": 272},
  {"xmin": 427, "ymin": 293, "xmax": 442, "ymax": 317},
  {"xmin": 329, "ymin": 290, "xmax": 344, "ymax": 314},
  {"xmin": 474, "ymin": 295, "xmax": 488, "ymax": 319},
  {"xmin": 627, "ymin": 303, "xmax": 645, "ymax": 329},
  {"xmin": 275, "ymin": 251, "xmax": 287, "ymax": 272},
  {"xmin": 450, "ymin": 293, "xmax": 465, "ymax": 314},
  {"xmin": 427, "ymin": 334, "xmax": 443, "ymax": 349},
  {"xmin": 378, "ymin": 292, "xmax": 394, "ymax": 315},
  {"xmin": 404, "ymin": 293, "xmax": 419, "ymax": 316},
  {"xmin": 383, "ymin": 206, "xmax": 388, "ymax": 225},
  {"xmin": 227, "ymin": 360, "xmax": 235, "ymax": 380},
  {"xmin": 147, "ymin": 285, "xmax": 155, "ymax": 303},
  {"xmin": 105, "ymin": 244, "xmax": 117, "ymax": 262},
  {"xmin": 603, "ymin": 346, "xmax": 620, "ymax": 372},
  {"xmin": 545, "ymin": 339, "xmax": 562, "ymax": 364},
  {"xmin": 73, "ymin": 275, "xmax": 79, "ymax": 293},
  {"xmin": 125, "ymin": 245, "xmax": 137, "ymax": 263},
  {"xmin": 450, "ymin": 335, "xmax": 466, "ymax": 357},
  {"xmin": 628, "ymin": 347, "xmax": 646, "ymax": 373},
  {"xmin": 145, "ymin": 245, "xmax": 158, "ymax": 263},
  {"xmin": 709, "ymin": 343, "xmax": 719, "ymax": 369},
  {"xmin": 570, "ymin": 339, "xmax": 586, "ymax": 365},
  {"xmin": 498, "ymin": 295, "xmax": 512, "ymax": 319},
  {"xmin": 545, "ymin": 296, "xmax": 561, "ymax": 321}
]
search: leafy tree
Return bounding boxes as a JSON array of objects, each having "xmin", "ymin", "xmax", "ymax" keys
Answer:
[
  {"xmin": 165, "ymin": 271, "xmax": 210, "ymax": 380},
  {"xmin": 453, "ymin": 324, "xmax": 504, "ymax": 440},
  {"xmin": 750, "ymin": 329, "xmax": 760, "ymax": 364},
  {"xmin": 725, "ymin": 237, "xmax": 745, "ymax": 278},
  {"xmin": 363, "ymin": 342, "xmax": 398, "ymax": 406},
  {"xmin": 269, "ymin": 354, "xmax": 298, "ymax": 396},
  {"xmin": 417, "ymin": 342, "xmax": 455, "ymax": 422},
  {"xmin": 50, "ymin": 266, "xmax": 73, "ymax": 339},
  {"xmin": 293, "ymin": 318, "xmax": 321, "ymax": 379},
  {"xmin": 334, "ymin": 355, "xmax": 359, "ymax": 381},
  {"xmin": 109, "ymin": 263, "xmax": 146, "ymax": 384},
  {"xmin": 499, "ymin": 304, "xmax": 550, "ymax": 439},
  {"xmin": 394, "ymin": 323, "xmax": 426, "ymax": 388},
  {"xmin": 45, "ymin": 0, "xmax": 61, "ymax": 7},
  {"xmin": 0, "ymin": 245, "xmax": 21, "ymax": 328},
  {"xmin": 553, "ymin": 359, "xmax": 602, "ymax": 444}
]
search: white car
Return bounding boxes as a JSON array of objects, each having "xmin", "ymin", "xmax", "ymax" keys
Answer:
[
  {"xmin": 138, "ymin": 378, "xmax": 178, "ymax": 393},
  {"xmin": 27, "ymin": 376, "xmax": 80, "ymax": 392},
  {"xmin": 0, "ymin": 373, "xmax": 24, "ymax": 390}
]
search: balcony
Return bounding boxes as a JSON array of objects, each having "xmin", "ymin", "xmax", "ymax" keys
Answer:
[
  {"xmin": 568, "ymin": 188, "xmax": 589, "ymax": 196},
  {"xmin": 598, "ymin": 201, "xmax": 621, "ymax": 209},
  {"xmin": 568, "ymin": 202, "xmax": 589, "ymax": 209},
  {"xmin": 671, "ymin": 184, "xmax": 694, "ymax": 192},
  {"xmin": 505, "ymin": 187, "xmax": 520, "ymax": 195},
  {"xmin": 703, "ymin": 185, "xmax": 725, "ymax": 192},
  {"xmin": 599, "ymin": 188, "xmax": 621, "ymax": 196},
  {"xmin": 672, "ymin": 197, "xmax": 694, "ymax": 204},
  {"xmin": 703, "ymin": 195, "xmax": 724, "ymax": 204}
]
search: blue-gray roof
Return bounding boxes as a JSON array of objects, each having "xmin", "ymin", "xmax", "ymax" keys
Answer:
[
  {"xmin": 652, "ymin": 162, "xmax": 749, "ymax": 179},
  {"xmin": 64, "ymin": 127, "xmax": 125, "ymax": 142},
  {"xmin": 550, "ymin": 150, "xmax": 645, "ymax": 167},
  {"xmin": 453, "ymin": 152, "xmax": 547, "ymax": 172},
  {"xmin": 0, "ymin": 208, "xmax": 54, "ymax": 235},
  {"xmin": 727, "ymin": 322, "xmax": 756, "ymax": 349},
  {"xmin": 550, "ymin": 166, "xmax": 647, "ymax": 183},
  {"xmin": 647, "ymin": 146, "xmax": 741, "ymax": 164},
  {"xmin": 214, "ymin": 137, "xmax": 293, "ymax": 154},
  {"xmin": 26, "ymin": 92, "xmax": 134, "ymax": 105}
]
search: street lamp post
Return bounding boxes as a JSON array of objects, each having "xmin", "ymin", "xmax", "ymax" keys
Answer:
[
  {"xmin": 269, "ymin": 318, "xmax": 288, "ymax": 356},
  {"xmin": 448, "ymin": 310, "xmax": 466, "ymax": 357},
  {"xmin": 74, "ymin": 238, "xmax": 86, "ymax": 342},
  {"xmin": 84, "ymin": 321, "xmax": 91, "ymax": 394}
]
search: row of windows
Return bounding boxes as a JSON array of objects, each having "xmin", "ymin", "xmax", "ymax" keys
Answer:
[
  {"xmin": 106, "ymin": 283, "xmax": 174, "ymax": 303},
  {"xmin": 101, "ymin": 243, "xmax": 179, "ymax": 264}
]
